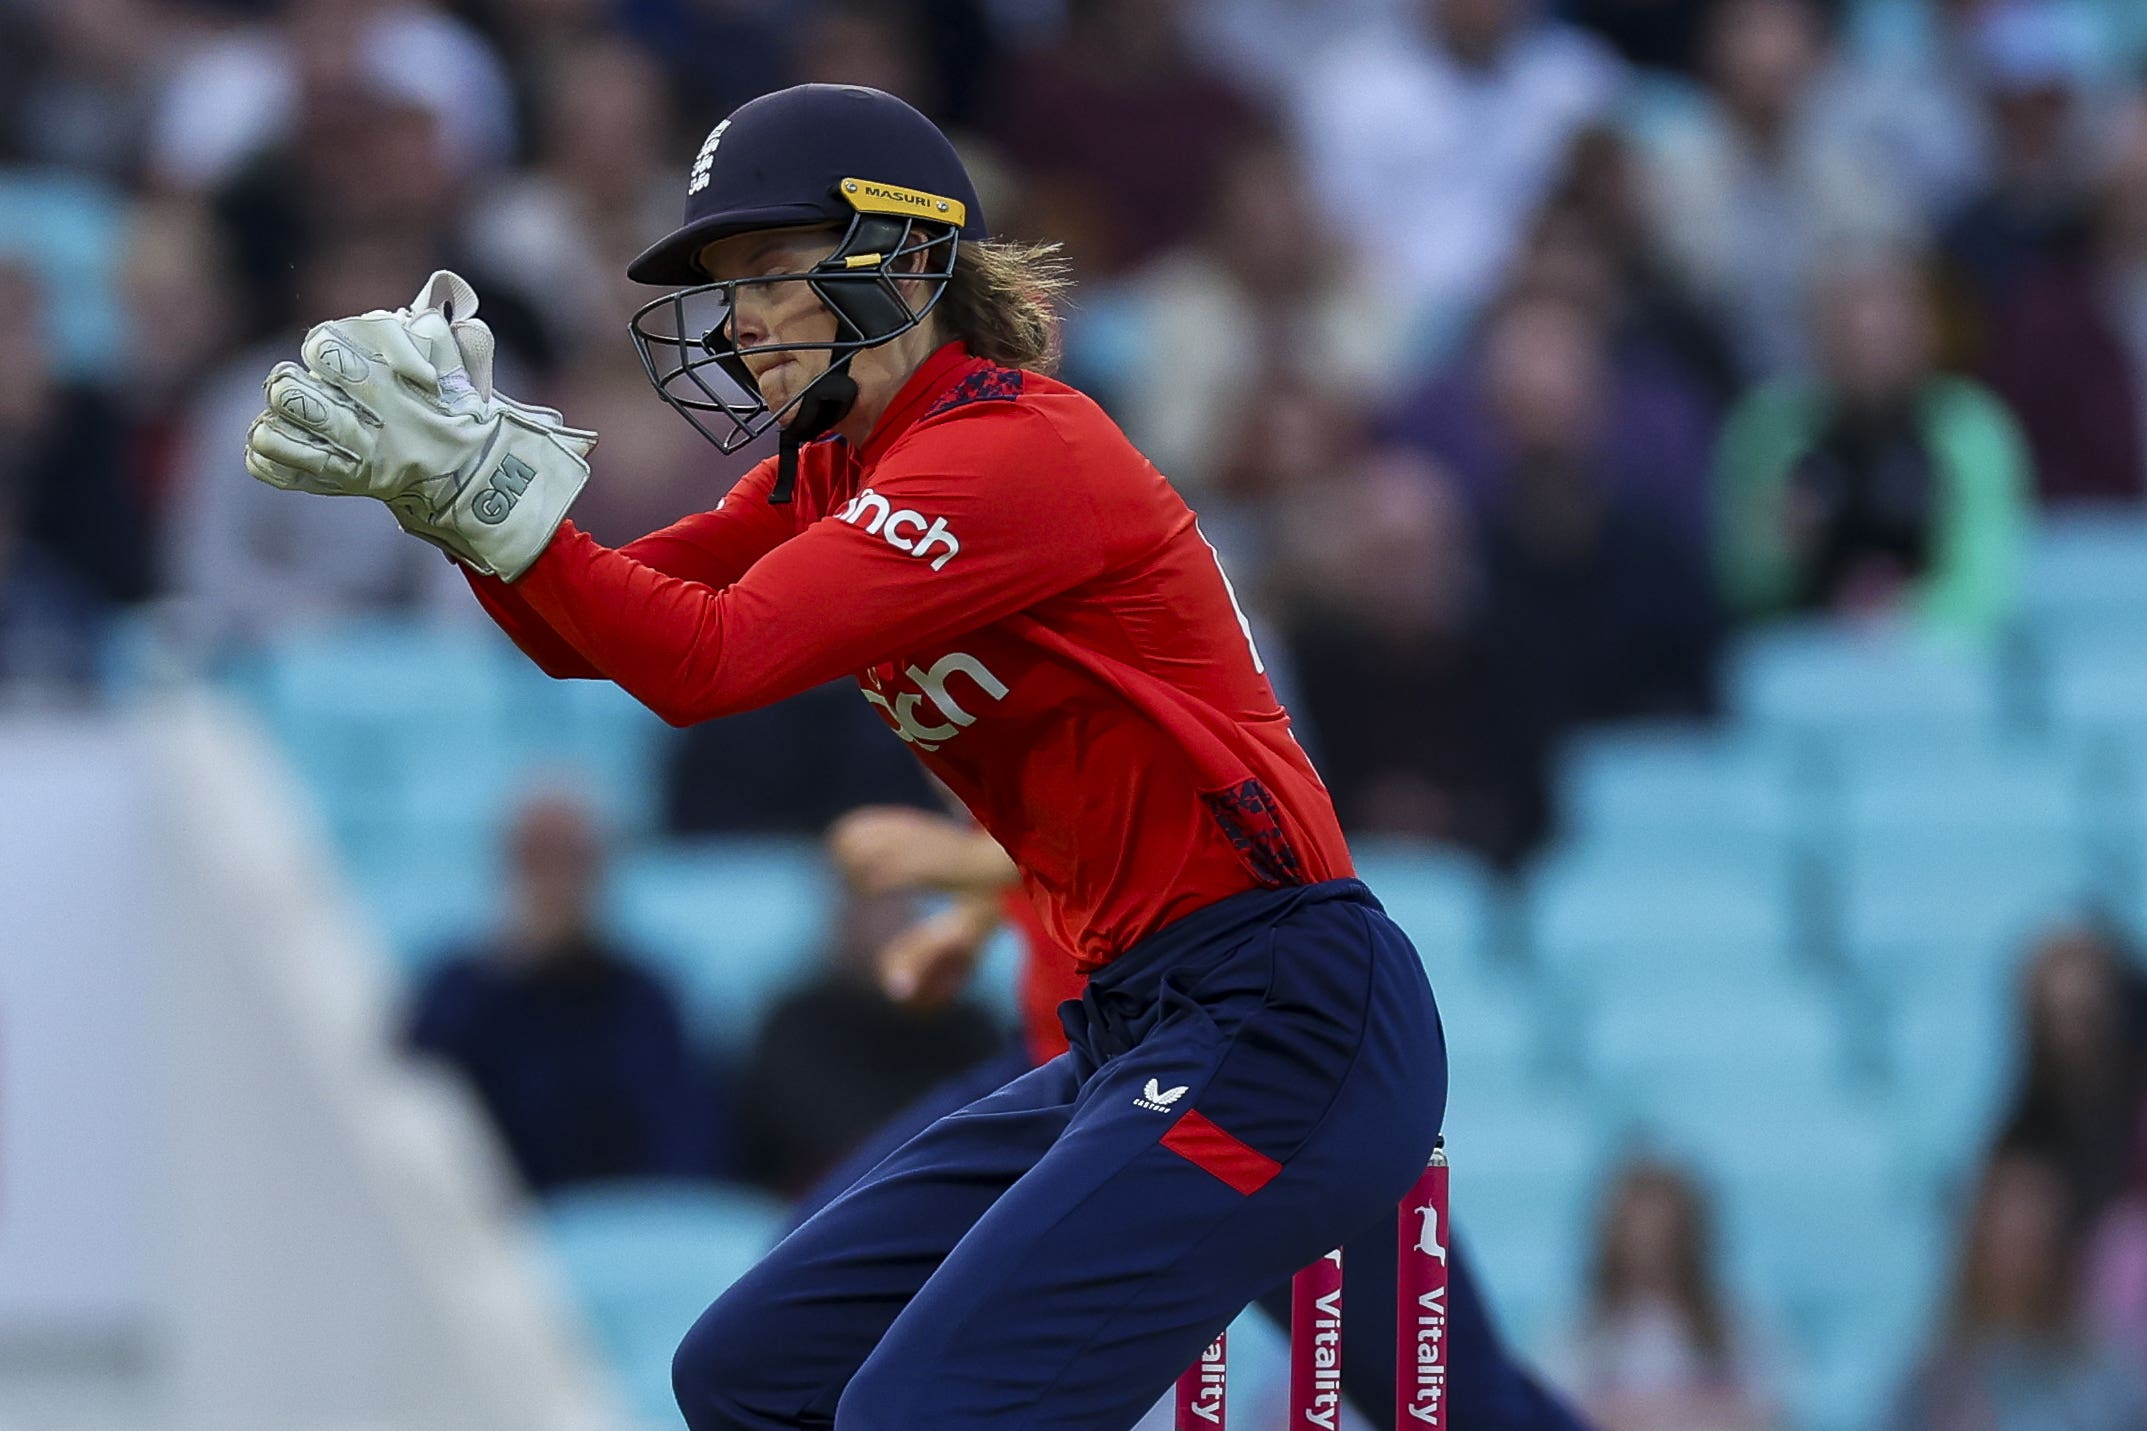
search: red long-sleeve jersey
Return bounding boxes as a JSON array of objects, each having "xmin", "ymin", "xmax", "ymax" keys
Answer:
[{"xmin": 464, "ymin": 342, "xmax": 1353, "ymax": 969}]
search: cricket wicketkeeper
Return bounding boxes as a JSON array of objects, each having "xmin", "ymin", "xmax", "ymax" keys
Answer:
[{"xmin": 243, "ymin": 81, "xmax": 1581, "ymax": 1431}]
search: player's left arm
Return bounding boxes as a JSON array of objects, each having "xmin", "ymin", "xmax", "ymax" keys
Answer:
[{"xmin": 508, "ymin": 408, "xmax": 1113, "ymax": 726}]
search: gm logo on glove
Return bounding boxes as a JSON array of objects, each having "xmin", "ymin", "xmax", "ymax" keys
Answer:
[{"xmin": 474, "ymin": 454, "xmax": 536, "ymax": 524}]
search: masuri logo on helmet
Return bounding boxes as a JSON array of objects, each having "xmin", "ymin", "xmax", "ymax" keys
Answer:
[{"xmin": 841, "ymin": 179, "xmax": 967, "ymax": 226}]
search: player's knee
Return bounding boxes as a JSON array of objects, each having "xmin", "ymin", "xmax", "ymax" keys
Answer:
[
  {"xmin": 671, "ymin": 1300, "xmax": 764, "ymax": 1431},
  {"xmin": 831, "ymin": 1347, "xmax": 917, "ymax": 1431}
]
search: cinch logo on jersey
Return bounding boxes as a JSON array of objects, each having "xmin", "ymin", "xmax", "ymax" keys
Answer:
[
  {"xmin": 1134, "ymin": 1078, "xmax": 1188, "ymax": 1113},
  {"xmin": 861, "ymin": 651, "xmax": 1007, "ymax": 751},
  {"xmin": 834, "ymin": 488, "xmax": 960, "ymax": 570}
]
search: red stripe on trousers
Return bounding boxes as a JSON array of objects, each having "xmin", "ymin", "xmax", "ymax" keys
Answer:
[{"xmin": 1160, "ymin": 1109, "xmax": 1282, "ymax": 1195}]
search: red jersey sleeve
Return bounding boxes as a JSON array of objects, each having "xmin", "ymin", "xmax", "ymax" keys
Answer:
[
  {"xmin": 506, "ymin": 406, "xmax": 1118, "ymax": 726},
  {"xmin": 462, "ymin": 457, "xmax": 794, "ymax": 679}
]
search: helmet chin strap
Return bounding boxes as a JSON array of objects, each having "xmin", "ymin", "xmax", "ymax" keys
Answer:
[{"xmin": 770, "ymin": 359, "xmax": 860, "ymax": 504}]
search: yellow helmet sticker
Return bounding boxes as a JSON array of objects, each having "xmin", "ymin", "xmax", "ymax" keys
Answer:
[{"xmin": 839, "ymin": 178, "xmax": 967, "ymax": 227}]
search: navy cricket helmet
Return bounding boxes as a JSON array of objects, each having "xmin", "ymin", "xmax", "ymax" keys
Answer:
[{"xmin": 626, "ymin": 84, "xmax": 987, "ymax": 500}]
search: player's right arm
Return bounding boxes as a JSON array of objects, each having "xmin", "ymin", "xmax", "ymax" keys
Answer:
[
  {"xmin": 234, "ymin": 272, "xmax": 798, "ymax": 678},
  {"xmin": 827, "ymin": 807, "xmax": 1018, "ymax": 1007},
  {"xmin": 827, "ymin": 805, "xmax": 1020, "ymax": 897},
  {"xmin": 462, "ymin": 457, "xmax": 793, "ymax": 678}
]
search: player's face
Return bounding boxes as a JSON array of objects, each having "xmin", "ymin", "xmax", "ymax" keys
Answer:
[{"xmin": 697, "ymin": 228, "xmax": 842, "ymax": 419}]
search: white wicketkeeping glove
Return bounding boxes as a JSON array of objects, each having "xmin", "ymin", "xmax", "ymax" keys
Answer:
[{"xmin": 243, "ymin": 271, "xmax": 596, "ymax": 581}]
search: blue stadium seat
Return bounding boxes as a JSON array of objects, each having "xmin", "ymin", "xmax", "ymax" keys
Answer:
[
  {"xmin": 1833, "ymin": 829, "xmax": 2094, "ymax": 993},
  {"xmin": 1434, "ymin": 972, "xmax": 1551, "ymax": 1093},
  {"xmin": 1558, "ymin": 725, "xmax": 1807, "ymax": 847},
  {"xmin": 1714, "ymin": 1128, "xmax": 1929, "ymax": 1314},
  {"xmin": 607, "ymin": 838, "xmax": 833, "ymax": 1055},
  {"xmin": 1441, "ymin": 1091, "xmax": 1608, "ymax": 1347},
  {"xmin": 1736, "ymin": 1144, "xmax": 1948, "ymax": 1431},
  {"xmin": 1527, "ymin": 839, "xmax": 1801, "ymax": 989},
  {"xmin": 2036, "ymin": 623, "xmax": 2147, "ymax": 744},
  {"xmin": 511, "ymin": 670, "xmax": 676, "ymax": 837},
  {"xmin": 250, "ymin": 622, "xmax": 670, "ymax": 856},
  {"xmin": 1354, "ymin": 845, "xmax": 1544, "ymax": 1090},
  {"xmin": 1739, "ymin": 1204, "xmax": 1941, "ymax": 1378},
  {"xmin": 1883, "ymin": 982, "xmax": 2020, "ymax": 1199},
  {"xmin": 1633, "ymin": 1090, "xmax": 1908, "ymax": 1326},
  {"xmin": 387, "ymin": 741, "xmax": 590, "ymax": 851},
  {"xmin": 2052, "ymin": 701, "xmax": 2147, "ymax": 912},
  {"xmin": 253, "ymin": 621, "xmax": 514, "ymax": 733},
  {"xmin": 1728, "ymin": 622, "xmax": 2001, "ymax": 743},
  {"xmin": 2073, "ymin": 736, "xmax": 2147, "ymax": 918},
  {"xmin": 1579, "ymin": 977, "xmax": 1852, "ymax": 1107},
  {"xmin": 544, "ymin": 1181, "xmax": 789, "ymax": 1430},
  {"xmin": 1442, "ymin": 1089, "xmax": 1609, "ymax": 1218},
  {"xmin": 341, "ymin": 828, "xmax": 501, "ymax": 972},
  {"xmin": 1797, "ymin": 1290, "xmax": 1943, "ymax": 1431},
  {"xmin": 1350, "ymin": 836, "xmax": 1500, "ymax": 980},
  {"xmin": 1835, "ymin": 741, "xmax": 2084, "ymax": 842},
  {"xmin": 2017, "ymin": 507, "xmax": 2147, "ymax": 630},
  {"xmin": 248, "ymin": 622, "xmax": 520, "ymax": 845},
  {"xmin": 545, "ymin": 1180, "xmax": 788, "ymax": 1301}
]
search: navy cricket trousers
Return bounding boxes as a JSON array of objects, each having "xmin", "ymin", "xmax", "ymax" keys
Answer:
[
  {"xmin": 790, "ymin": 1059, "xmax": 1590, "ymax": 1429},
  {"xmin": 672, "ymin": 878, "xmax": 1444, "ymax": 1431}
]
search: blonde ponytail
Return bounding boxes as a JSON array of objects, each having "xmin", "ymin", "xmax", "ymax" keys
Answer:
[{"xmin": 937, "ymin": 238, "xmax": 1074, "ymax": 373}]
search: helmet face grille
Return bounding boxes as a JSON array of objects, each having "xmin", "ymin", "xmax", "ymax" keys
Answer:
[{"xmin": 628, "ymin": 210, "xmax": 958, "ymax": 455}]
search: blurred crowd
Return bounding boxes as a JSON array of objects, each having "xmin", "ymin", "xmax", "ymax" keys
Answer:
[
  {"xmin": 1546, "ymin": 922, "xmax": 2147, "ymax": 1431},
  {"xmin": 18, "ymin": 0, "xmax": 2147, "ymax": 859},
  {"xmin": 11, "ymin": 0, "xmax": 2147, "ymax": 1425},
  {"xmin": 402, "ymin": 789, "xmax": 1007, "ymax": 1199}
]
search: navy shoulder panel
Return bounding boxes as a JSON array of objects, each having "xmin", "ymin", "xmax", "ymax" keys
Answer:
[{"xmin": 925, "ymin": 364, "xmax": 1025, "ymax": 418}]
